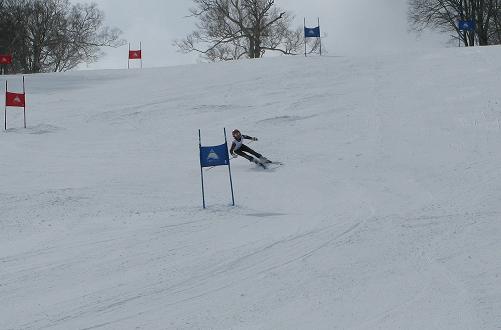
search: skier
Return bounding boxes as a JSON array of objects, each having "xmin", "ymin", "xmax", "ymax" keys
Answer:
[{"xmin": 229, "ymin": 129, "xmax": 270, "ymax": 168}]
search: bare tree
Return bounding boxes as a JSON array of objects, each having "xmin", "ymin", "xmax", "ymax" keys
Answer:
[
  {"xmin": 176, "ymin": 0, "xmax": 319, "ymax": 61},
  {"xmin": 0, "ymin": 0, "xmax": 124, "ymax": 73},
  {"xmin": 408, "ymin": 0, "xmax": 501, "ymax": 46},
  {"xmin": 48, "ymin": 2, "xmax": 125, "ymax": 71}
]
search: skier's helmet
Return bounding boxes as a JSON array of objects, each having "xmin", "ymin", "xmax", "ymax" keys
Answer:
[{"xmin": 232, "ymin": 129, "xmax": 241, "ymax": 137}]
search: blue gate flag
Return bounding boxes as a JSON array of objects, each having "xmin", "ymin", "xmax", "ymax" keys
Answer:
[
  {"xmin": 458, "ymin": 20, "xmax": 475, "ymax": 31},
  {"xmin": 304, "ymin": 26, "xmax": 320, "ymax": 38},
  {"xmin": 200, "ymin": 143, "xmax": 230, "ymax": 168}
]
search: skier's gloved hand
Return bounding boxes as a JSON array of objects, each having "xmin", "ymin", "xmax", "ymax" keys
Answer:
[
  {"xmin": 252, "ymin": 137, "xmax": 258, "ymax": 141},
  {"xmin": 231, "ymin": 153, "xmax": 238, "ymax": 158}
]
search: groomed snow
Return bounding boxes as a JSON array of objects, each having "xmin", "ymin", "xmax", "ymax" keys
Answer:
[{"xmin": 1, "ymin": 47, "xmax": 501, "ymax": 329}]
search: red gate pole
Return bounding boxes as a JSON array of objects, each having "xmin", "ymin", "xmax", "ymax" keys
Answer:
[
  {"xmin": 23, "ymin": 76, "xmax": 26, "ymax": 128},
  {"xmin": 4, "ymin": 80, "xmax": 7, "ymax": 130}
]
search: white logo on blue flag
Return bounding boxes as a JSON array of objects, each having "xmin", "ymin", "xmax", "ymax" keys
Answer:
[
  {"xmin": 458, "ymin": 20, "xmax": 475, "ymax": 31},
  {"xmin": 207, "ymin": 149, "xmax": 219, "ymax": 161}
]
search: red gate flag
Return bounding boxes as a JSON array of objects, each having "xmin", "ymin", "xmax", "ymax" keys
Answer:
[
  {"xmin": 129, "ymin": 50, "xmax": 142, "ymax": 59},
  {"xmin": 6, "ymin": 92, "xmax": 25, "ymax": 107},
  {"xmin": 0, "ymin": 54, "xmax": 13, "ymax": 64}
]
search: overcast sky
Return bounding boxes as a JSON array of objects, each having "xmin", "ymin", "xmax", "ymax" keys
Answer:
[{"xmin": 82, "ymin": 0, "xmax": 447, "ymax": 70}]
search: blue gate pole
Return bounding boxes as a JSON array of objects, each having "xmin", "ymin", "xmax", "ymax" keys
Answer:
[
  {"xmin": 318, "ymin": 17, "xmax": 322, "ymax": 56},
  {"xmin": 224, "ymin": 128, "xmax": 235, "ymax": 206},
  {"xmin": 304, "ymin": 18, "xmax": 307, "ymax": 57},
  {"xmin": 199, "ymin": 129, "xmax": 206, "ymax": 209}
]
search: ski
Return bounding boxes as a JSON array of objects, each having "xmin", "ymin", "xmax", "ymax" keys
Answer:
[
  {"xmin": 260, "ymin": 158, "xmax": 283, "ymax": 166},
  {"xmin": 257, "ymin": 160, "xmax": 283, "ymax": 169}
]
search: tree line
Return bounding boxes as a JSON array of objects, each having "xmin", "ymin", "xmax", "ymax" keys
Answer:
[
  {"xmin": 5, "ymin": 0, "xmax": 500, "ymax": 73},
  {"xmin": 1, "ymin": 0, "xmax": 319, "ymax": 73},
  {"xmin": 0, "ymin": 0, "xmax": 124, "ymax": 74},
  {"xmin": 409, "ymin": 0, "xmax": 501, "ymax": 46},
  {"xmin": 179, "ymin": 0, "xmax": 501, "ymax": 62}
]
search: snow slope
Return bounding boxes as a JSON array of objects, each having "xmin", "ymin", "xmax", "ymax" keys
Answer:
[{"xmin": 1, "ymin": 47, "xmax": 501, "ymax": 329}]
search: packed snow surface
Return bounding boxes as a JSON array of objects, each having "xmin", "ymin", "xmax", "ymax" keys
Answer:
[{"xmin": 1, "ymin": 47, "xmax": 501, "ymax": 329}]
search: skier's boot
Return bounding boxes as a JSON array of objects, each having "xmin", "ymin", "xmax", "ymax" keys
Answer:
[
  {"xmin": 259, "ymin": 156, "xmax": 271, "ymax": 163},
  {"xmin": 250, "ymin": 157, "xmax": 266, "ymax": 168}
]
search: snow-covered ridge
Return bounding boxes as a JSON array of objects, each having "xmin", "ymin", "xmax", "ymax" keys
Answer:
[{"xmin": 1, "ymin": 47, "xmax": 501, "ymax": 329}]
